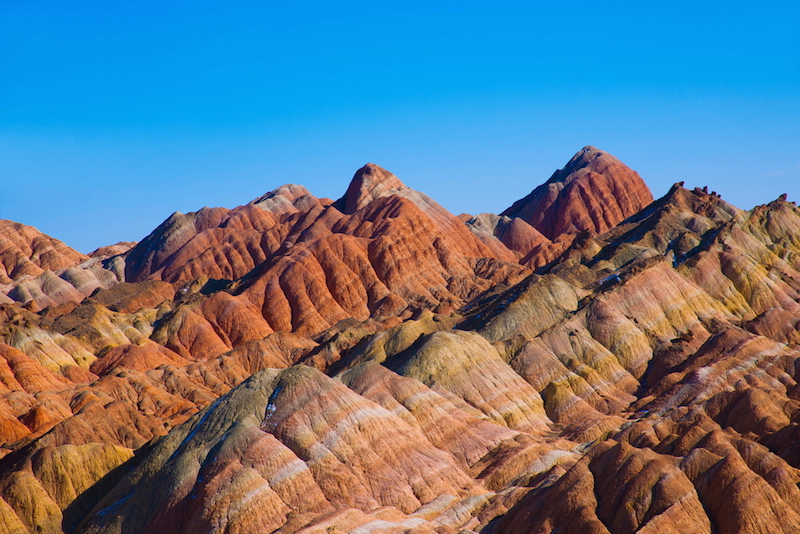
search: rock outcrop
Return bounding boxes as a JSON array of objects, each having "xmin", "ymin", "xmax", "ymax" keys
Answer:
[
  {"xmin": 0, "ymin": 221, "xmax": 87, "ymax": 285},
  {"xmin": 465, "ymin": 146, "xmax": 654, "ymax": 268},
  {"xmin": 119, "ymin": 163, "xmax": 528, "ymax": 344}
]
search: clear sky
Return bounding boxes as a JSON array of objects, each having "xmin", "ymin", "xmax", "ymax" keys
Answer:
[{"xmin": 1, "ymin": 1, "xmax": 798, "ymax": 253}]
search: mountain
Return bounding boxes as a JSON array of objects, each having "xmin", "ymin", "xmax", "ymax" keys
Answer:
[
  {"xmin": 2, "ymin": 147, "xmax": 800, "ymax": 533},
  {"xmin": 465, "ymin": 146, "xmax": 653, "ymax": 267},
  {"xmin": 0, "ymin": 221, "xmax": 131, "ymax": 312},
  {"xmin": 502, "ymin": 145, "xmax": 653, "ymax": 239}
]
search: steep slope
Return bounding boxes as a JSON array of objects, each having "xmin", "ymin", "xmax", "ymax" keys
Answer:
[
  {"xmin": 4, "ymin": 148, "xmax": 800, "ymax": 533},
  {"xmin": 469, "ymin": 186, "xmax": 800, "ymax": 533},
  {"xmin": 502, "ymin": 145, "xmax": 653, "ymax": 239},
  {"xmin": 464, "ymin": 146, "xmax": 653, "ymax": 268},
  {"xmin": 0, "ymin": 221, "xmax": 126, "ymax": 312},
  {"xmin": 121, "ymin": 164, "xmax": 528, "ymax": 346},
  {"xmin": 0, "ymin": 220, "xmax": 87, "ymax": 284}
]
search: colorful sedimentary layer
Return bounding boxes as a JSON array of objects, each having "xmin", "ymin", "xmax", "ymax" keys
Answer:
[{"xmin": 2, "ymin": 147, "xmax": 799, "ymax": 533}]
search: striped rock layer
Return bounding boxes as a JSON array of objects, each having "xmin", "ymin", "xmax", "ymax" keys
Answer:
[{"xmin": 3, "ymin": 148, "xmax": 800, "ymax": 533}]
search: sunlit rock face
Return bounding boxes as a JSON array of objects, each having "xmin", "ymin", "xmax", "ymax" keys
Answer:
[
  {"xmin": 0, "ymin": 221, "xmax": 88, "ymax": 285},
  {"xmin": 0, "ymin": 221, "xmax": 129, "ymax": 312},
  {"xmin": 501, "ymin": 146, "xmax": 654, "ymax": 240},
  {"xmin": 465, "ymin": 146, "xmax": 654, "ymax": 269},
  {"xmin": 5, "ymin": 148, "xmax": 800, "ymax": 533},
  {"xmin": 117, "ymin": 162, "xmax": 530, "ymax": 342}
]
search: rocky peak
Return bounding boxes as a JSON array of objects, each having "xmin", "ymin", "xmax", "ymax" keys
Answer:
[
  {"xmin": 0, "ymin": 220, "xmax": 87, "ymax": 285},
  {"xmin": 502, "ymin": 146, "xmax": 654, "ymax": 240},
  {"xmin": 551, "ymin": 145, "xmax": 606, "ymax": 183},
  {"xmin": 335, "ymin": 163, "xmax": 407, "ymax": 214},
  {"xmin": 249, "ymin": 184, "xmax": 317, "ymax": 216}
]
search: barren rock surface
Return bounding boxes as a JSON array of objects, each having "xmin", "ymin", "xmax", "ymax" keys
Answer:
[
  {"xmin": 3, "ymin": 148, "xmax": 800, "ymax": 533},
  {"xmin": 501, "ymin": 145, "xmax": 654, "ymax": 240}
]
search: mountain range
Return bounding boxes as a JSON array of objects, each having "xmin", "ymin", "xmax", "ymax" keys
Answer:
[{"xmin": 2, "ymin": 146, "xmax": 799, "ymax": 533}]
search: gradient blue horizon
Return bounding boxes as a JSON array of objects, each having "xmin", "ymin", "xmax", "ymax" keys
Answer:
[{"xmin": 2, "ymin": 1, "xmax": 798, "ymax": 253}]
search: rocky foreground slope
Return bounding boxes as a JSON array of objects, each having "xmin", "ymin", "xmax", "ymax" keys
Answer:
[{"xmin": 2, "ymin": 147, "xmax": 800, "ymax": 533}]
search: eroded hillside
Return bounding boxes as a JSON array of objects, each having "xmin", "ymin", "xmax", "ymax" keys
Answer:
[{"xmin": 2, "ymin": 147, "xmax": 798, "ymax": 534}]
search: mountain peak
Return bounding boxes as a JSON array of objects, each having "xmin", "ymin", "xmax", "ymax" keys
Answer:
[
  {"xmin": 249, "ymin": 183, "xmax": 316, "ymax": 216},
  {"xmin": 502, "ymin": 146, "xmax": 653, "ymax": 239},
  {"xmin": 548, "ymin": 145, "xmax": 619, "ymax": 185},
  {"xmin": 569, "ymin": 145, "xmax": 601, "ymax": 163},
  {"xmin": 336, "ymin": 163, "xmax": 407, "ymax": 214}
]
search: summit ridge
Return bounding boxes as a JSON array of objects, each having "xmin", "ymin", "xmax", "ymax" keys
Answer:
[
  {"xmin": 502, "ymin": 145, "xmax": 654, "ymax": 239},
  {"xmin": 336, "ymin": 163, "xmax": 407, "ymax": 214}
]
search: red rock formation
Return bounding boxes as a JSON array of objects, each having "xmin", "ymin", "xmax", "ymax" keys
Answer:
[
  {"xmin": 0, "ymin": 221, "xmax": 87, "ymax": 285},
  {"xmin": 335, "ymin": 162, "xmax": 406, "ymax": 214},
  {"xmin": 0, "ymin": 221, "xmax": 126, "ymax": 311},
  {"xmin": 502, "ymin": 146, "xmax": 654, "ymax": 239},
  {"xmin": 463, "ymin": 146, "xmax": 653, "ymax": 268},
  {"xmin": 5, "ymin": 150, "xmax": 800, "ymax": 534},
  {"xmin": 88, "ymin": 242, "xmax": 136, "ymax": 259},
  {"xmin": 120, "ymin": 164, "xmax": 528, "ymax": 344},
  {"xmin": 88, "ymin": 344, "xmax": 188, "ymax": 375},
  {"xmin": 88, "ymin": 280, "xmax": 175, "ymax": 314}
]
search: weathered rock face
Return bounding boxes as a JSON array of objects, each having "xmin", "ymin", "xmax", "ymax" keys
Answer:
[
  {"xmin": 0, "ymin": 221, "xmax": 88, "ymax": 285},
  {"xmin": 0, "ymin": 221, "xmax": 127, "ymax": 311},
  {"xmin": 464, "ymin": 146, "xmax": 654, "ymax": 269},
  {"xmin": 120, "ymin": 163, "xmax": 528, "ymax": 343},
  {"xmin": 3, "ymin": 148, "xmax": 800, "ymax": 533},
  {"xmin": 502, "ymin": 146, "xmax": 654, "ymax": 240},
  {"xmin": 334, "ymin": 162, "xmax": 407, "ymax": 214}
]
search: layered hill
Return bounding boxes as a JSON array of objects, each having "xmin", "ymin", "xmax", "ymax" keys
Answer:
[
  {"xmin": 502, "ymin": 145, "xmax": 653, "ymax": 239},
  {"xmin": 464, "ymin": 146, "xmax": 653, "ymax": 267},
  {"xmin": 3, "ymin": 146, "xmax": 799, "ymax": 533},
  {"xmin": 0, "ymin": 220, "xmax": 132, "ymax": 312}
]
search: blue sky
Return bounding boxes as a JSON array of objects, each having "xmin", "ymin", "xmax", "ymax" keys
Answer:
[{"xmin": 1, "ymin": 1, "xmax": 798, "ymax": 252}]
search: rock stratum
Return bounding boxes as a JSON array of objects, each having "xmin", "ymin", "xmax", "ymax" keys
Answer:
[{"xmin": 1, "ymin": 146, "xmax": 799, "ymax": 533}]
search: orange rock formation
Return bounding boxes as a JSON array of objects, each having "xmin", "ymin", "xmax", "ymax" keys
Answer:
[{"xmin": 3, "ymin": 147, "xmax": 800, "ymax": 533}]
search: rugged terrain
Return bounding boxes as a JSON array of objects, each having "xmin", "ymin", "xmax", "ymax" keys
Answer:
[{"xmin": 2, "ymin": 146, "xmax": 800, "ymax": 533}]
